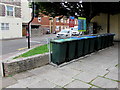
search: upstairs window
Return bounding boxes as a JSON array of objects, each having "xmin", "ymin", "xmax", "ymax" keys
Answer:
[
  {"xmin": 38, "ymin": 17, "xmax": 41, "ymax": 22},
  {"xmin": 56, "ymin": 17, "xmax": 59, "ymax": 22},
  {"xmin": 6, "ymin": 6, "xmax": 13, "ymax": 16}
]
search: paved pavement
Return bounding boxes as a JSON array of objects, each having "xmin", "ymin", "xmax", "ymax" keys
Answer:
[{"xmin": 1, "ymin": 42, "xmax": 119, "ymax": 89}]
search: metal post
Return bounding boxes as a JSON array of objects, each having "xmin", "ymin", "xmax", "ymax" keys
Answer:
[{"xmin": 28, "ymin": 2, "xmax": 35, "ymax": 49}]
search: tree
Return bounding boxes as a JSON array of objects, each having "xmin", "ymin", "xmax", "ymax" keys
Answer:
[{"xmin": 34, "ymin": 2, "xmax": 120, "ymax": 21}]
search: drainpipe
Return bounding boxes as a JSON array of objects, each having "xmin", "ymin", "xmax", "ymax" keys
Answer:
[
  {"xmin": 107, "ymin": 13, "xmax": 110, "ymax": 33},
  {"xmin": 27, "ymin": 1, "xmax": 35, "ymax": 49}
]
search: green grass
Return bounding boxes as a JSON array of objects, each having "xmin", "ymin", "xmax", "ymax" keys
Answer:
[{"xmin": 13, "ymin": 44, "xmax": 49, "ymax": 59}]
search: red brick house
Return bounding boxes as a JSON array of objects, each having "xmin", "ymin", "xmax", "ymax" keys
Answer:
[{"xmin": 31, "ymin": 14, "xmax": 78, "ymax": 34}]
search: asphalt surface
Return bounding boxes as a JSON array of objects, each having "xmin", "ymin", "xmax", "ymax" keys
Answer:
[{"xmin": 1, "ymin": 34, "xmax": 56, "ymax": 57}]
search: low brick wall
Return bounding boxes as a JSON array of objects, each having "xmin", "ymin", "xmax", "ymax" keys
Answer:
[{"xmin": 3, "ymin": 53, "xmax": 49, "ymax": 77}]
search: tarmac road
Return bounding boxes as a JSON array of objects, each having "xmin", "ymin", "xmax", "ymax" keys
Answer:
[{"xmin": 1, "ymin": 34, "xmax": 56, "ymax": 58}]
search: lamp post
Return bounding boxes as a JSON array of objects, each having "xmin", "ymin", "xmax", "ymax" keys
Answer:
[{"xmin": 27, "ymin": 1, "xmax": 35, "ymax": 49}]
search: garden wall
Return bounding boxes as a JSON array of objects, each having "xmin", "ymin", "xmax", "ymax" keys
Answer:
[{"xmin": 2, "ymin": 53, "xmax": 49, "ymax": 77}]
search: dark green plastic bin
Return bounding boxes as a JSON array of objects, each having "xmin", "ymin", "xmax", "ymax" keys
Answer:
[
  {"xmin": 86, "ymin": 36, "xmax": 97, "ymax": 53},
  {"xmin": 71, "ymin": 37, "xmax": 84, "ymax": 58},
  {"xmin": 94, "ymin": 35, "xmax": 102, "ymax": 51},
  {"xmin": 109, "ymin": 34, "xmax": 115, "ymax": 46},
  {"xmin": 65, "ymin": 38, "xmax": 76, "ymax": 62},
  {"xmin": 51, "ymin": 39, "xmax": 67, "ymax": 65},
  {"xmin": 81, "ymin": 37, "xmax": 90, "ymax": 55},
  {"xmin": 101, "ymin": 34, "xmax": 105, "ymax": 49}
]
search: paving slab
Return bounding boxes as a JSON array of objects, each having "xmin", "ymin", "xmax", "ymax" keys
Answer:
[
  {"xmin": 37, "ymin": 70, "xmax": 74, "ymax": 87},
  {"xmin": 64, "ymin": 80, "xmax": 91, "ymax": 88},
  {"xmin": 13, "ymin": 71, "xmax": 35, "ymax": 80},
  {"xmin": 3, "ymin": 88, "xmax": 29, "ymax": 90},
  {"xmin": 27, "ymin": 79, "xmax": 56, "ymax": 88},
  {"xmin": 55, "ymin": 66, "xmax": 81, "ymax": 78},
  {"xmin": 2, "ymin": 77, "xmax": 17, "ymax": 88},
  {"xmin": 7, "ymin": 75, "xmax": 44, "ymax": 88},
  {"xmin": 91, "ymin": 77, "xmax": 118, "ymax": 88},
  {"xmin": 105, "ymin": 67, "xmax": 118, "ymax": 80},
  {"xmin": 28, "ymin": 64, "xmax": 57, "ymax": 75},
  {"xmin": 53, "ymin": 85, "xmax": 63, "ymax": 88},
  {"xmin": 73, "ymin": 72, "xmax": 98, "ymax": 83}
]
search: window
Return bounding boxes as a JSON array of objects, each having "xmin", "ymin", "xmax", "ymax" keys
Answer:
[
  {"xmin": 38, "ymin": 17, "xmax": 41, "ymax": 22},
  {"xmin": 67, "ymin": 19, "xmax": 69, "ymax": 23},
  {"xmin": 6, "ymin": 6, "xmax": 13, "ymax": 16},
  {"xmin": 1, "ymin": 23, "xmax": 9, "ymax": 30},
  {"xmin": 56, "ymin": 17, "xmax": 59, "ymax": 22},
  {"xmin": 56, "ymin": 26, "xmax": 59, "ymax": 31},
  {"xmin": 65, "ymin": 20, "xmax": 67, "ymax": 23},
  {"xmin": 61, "ymin": 18, "xmax": 63, "ymax": 23},
  {"xmin": 75, "ymin": 20, "xmax": 77, "ymax": 24}
]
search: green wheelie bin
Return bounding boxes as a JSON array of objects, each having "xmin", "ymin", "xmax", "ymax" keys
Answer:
[
  {"xmin": 71, "ymin": 37, "xmax": 84, "ymax": 58},
  {"xmin": 104, "ymin": 34, "xmax": 109, "ymax": 48},
  {"xmin": 85, "ymin": 36, "xmax": 97, "ymax": 53},
  {"xmin": 109, "ymin": 33, "xmax": 115, "ymax": 46},
  {"xmin": 94, "ymin": 35, "xmax": 102, "ymax": 51},
  {"xmin": 51, "ymin": 39, "xmax": 67, "ymax": 65},
  {"xmin": 65, "ymin": 38, "xmax": 76, "ymax": 62},
  {"xmin": 101, "ymin": 34, "xmax": 105, "ymax": 49},
  {"xmin": 81, "ymin": 37, "xmax": 90, "ymax": 56}
]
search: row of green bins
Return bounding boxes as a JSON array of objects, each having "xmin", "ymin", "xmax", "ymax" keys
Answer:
[
  {"xmin": 71, "ymin": 37, "xmax": 84, "ymax": 58},
  {"xmin": 65, "ymin": 38, "xmax": 76, "ymax": 62},
  {"xmin": 51, "ymin": 39, "xmax": 67, "ymax": 65},
  {"xmin": 51, "ymin": 33, "xmax": 115, "ymax": 65}
]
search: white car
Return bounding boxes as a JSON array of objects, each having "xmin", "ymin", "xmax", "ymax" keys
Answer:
[
  {"xmin": 56, "ymin": 29, "xmax": 71, "ymax": 38},
  {"xmin": 71, "ymin": 26, "xmax": 80, "ymax": 36}
]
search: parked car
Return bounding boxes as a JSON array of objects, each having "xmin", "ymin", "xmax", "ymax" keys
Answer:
[
  {"xmin": 71, "ymin": 26, "xmax": 80, "ymax": 36},
  {"xmin": 56, "ymin": 29, "xmax": 71, "ymax": 38}
]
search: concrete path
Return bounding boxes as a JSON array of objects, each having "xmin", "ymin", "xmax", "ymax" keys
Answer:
[{"xmin": 2, "ymin": 42, "xmax": 119, "ymax": 89}]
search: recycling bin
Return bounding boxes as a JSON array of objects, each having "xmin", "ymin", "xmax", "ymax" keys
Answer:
[
  {"xmin": 100, "ymin": 34, "xmax": 106, "ymax": 49},
  {"xmin": 107, "ymin": 33, "xmax": 112, "ymax": 47},
  {"xmin": 51, "ymin": 39, "xmax": 67, "ymax": 65},
  {"xmin": 104, "ymin": 34, "xmax": 109, "ymax": 48},
  {"xmin": 86, "ymin": 36, "xmax": 97, "ymax": 53},
  {"xmin": 81, "ymin": 37, "xmax": 90, "ymax": 55},
  {"xmin": 65, "ymin": 38, "xmax": 77, "ymax": 62},
  {"xmin": 71, "ymin": 37, "xmax": 84, "ymax": 58},
  {"xmin": 109, "ymin": 33, "xmax": 115, "ymax": 46},
  {"xmin": 94, "ymin": 35, "xmax": 102, "ymax": 51}
]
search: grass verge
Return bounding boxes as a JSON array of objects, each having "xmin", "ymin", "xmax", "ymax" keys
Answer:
[{"xmin": 13, "ymin": 44, "xmax": 49, "ymax": 59}]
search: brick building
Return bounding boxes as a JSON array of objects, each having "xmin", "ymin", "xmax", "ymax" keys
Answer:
[{"xmin": 32, "ymin": 14, "xmax": 78, "ymax": 34}]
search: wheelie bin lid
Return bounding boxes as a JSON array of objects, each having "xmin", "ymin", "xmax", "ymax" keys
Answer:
[
  {"xmin": 106, "ymin": 33, "xmax": 115, "ymax": 36},
  {"xmin": 70, "ymin": 37, "xmax": 85, "ymax": 40},
  {"xmin": 64, "ymin": 38, "xmax": 76, "ymax": 41},
  {"xmin": 51, "ymin": 39, "xmax": 67, "ymax": 43},
  {"xmin": 84, "ymin": 36, "xmax": 97, "ymax": 38}
]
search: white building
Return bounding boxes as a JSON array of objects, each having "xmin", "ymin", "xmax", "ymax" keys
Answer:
[{"xmin": 0, "ymin": 0, "xmax": 31, "ymax": 39}]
